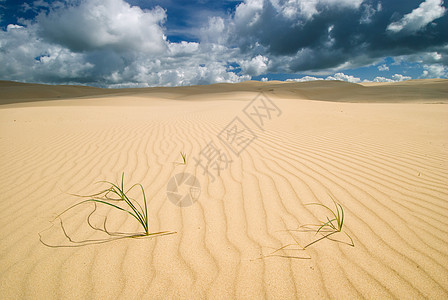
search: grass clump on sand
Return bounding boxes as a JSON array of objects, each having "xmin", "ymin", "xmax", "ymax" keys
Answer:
[
  {"xmin": 180, "ymin": 151, "xmax": 187, "ymax": 165},
  {"xmin": 303, "ymin": 195, "xmax": 354, "ymax": 248},
  {"xmin": 76, "ymin": 172, "xmax": 152, "ymax": 235},
  {"xmin": 40, "ymin": 173, "xmax": 174, "ymax": 247},
  {"xmin": 260, "ymin": 194, "xmax": 353, "ymax": 260}
]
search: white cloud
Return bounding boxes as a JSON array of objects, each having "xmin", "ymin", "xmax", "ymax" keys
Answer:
[
  {"xmin": 372, "ymin": 76, "xmax": 394, "ymax": 82},
  {"xmin": 322, "ymin": 0, "xmax": 364, "ymax": 8},
  {"xmin": 123, "ymin": 61, "xmax": 250, "ymax": 87},
  {"xmin": 37, "ymin": 0, "xmax": 168, "ymax": 54},
  {"xmin": 392, "ymin": 74, "xmax": 412, "ymax": 81},
  {"xmin": 233, "ymin": 0, "xmax": 263, "ymax": 28},
  {"xmin": 426, "ymin": 52, "xmax": 443, "ymax": 61},
  {"xmin": 201, "ymin": 16, "xmax": 227, "ymax": 44},
  {"xmin": 404, "ymin": 51, "xmax": 446, "ymax": 65},
  {"xmin": 261, "ymin": 77, "xmax": 268, "ymax": 82},
  {"xmin": 270, "ymin": 0, "xmax": 363, "ymax": 20},
  {"xmin": 6, "ymin": 24, "xmax": 24, "ymax": 30},
  {"xmin": 287, "ymin": 73, "xmax": 362, "ymax": 83},
  {"xmin": 387, "ymin": 0, "xmax": 446, "ymax": 33},
  {"xmin": 168, "ymin": 41, "xmax": 200, "ymax": 56},
  {"xmin": 371, "ymin": 74, "xmax": 412, "ymax": 82},
  {"xmin": 326, "ymin": 72, "xmax": 361, "ymax": 83},
  {"xmin": 89, "ymin": 42, "xmax": 251, "ymax": 87},
  {"xmin": 0, "ymin": 23, "xmax": 94, "ymax": 83},
  {"xmin": 286, "ymin": 76, "xmax": 322, "ymax": 82},
  {"xmin": 422, "ymin": 64, "xmax": 448, "ymax": 78},
  {"xmin": 378, "ymin": 64, "xmax": 389, "ymax": 71},
  {"xmin": 239, "ymin": 55, "xmax": 269, "ymax": 76},
  {"xmin": 0, "ymin": 0, "xmax": 256, "ymax": 87},
  {"xmin": 0, "ymin": 17, "xmax": 250, "ymax": 87}
]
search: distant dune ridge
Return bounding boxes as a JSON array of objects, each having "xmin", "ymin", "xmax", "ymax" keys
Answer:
[
  {"xmin": 0, "ymin": 79, "xmax": 447, "ymax": 299},
  {"xmin": 1, "ymin": 79, "xmax": 447, "ymax": 105}
]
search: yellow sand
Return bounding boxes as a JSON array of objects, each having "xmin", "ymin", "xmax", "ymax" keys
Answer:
[{"xmin": 0, "ymin": 80, "xmax": 447, "ymax": 299}]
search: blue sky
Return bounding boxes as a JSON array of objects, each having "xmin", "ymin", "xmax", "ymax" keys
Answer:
[{"xmin": 0, "ymin": 0, "xmax": 447, "ymax": 87}]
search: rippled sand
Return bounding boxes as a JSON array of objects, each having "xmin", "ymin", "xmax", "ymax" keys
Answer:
[{"xmin": 0, "ymin": 79, "xmax": 447, "ymax": 299}]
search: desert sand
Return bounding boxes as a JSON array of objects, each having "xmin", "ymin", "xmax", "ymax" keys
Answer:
[{"xmin": 0, "ymin": 79, "xmax": 447, "ymax": 299}]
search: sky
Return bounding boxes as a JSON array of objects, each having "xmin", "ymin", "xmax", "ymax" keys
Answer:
[{"xmin": 0, "ymin": 0, "xmax": 447, "ymax": 87}]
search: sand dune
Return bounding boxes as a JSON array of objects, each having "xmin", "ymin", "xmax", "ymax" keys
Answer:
[
  {"xmin": 1, "ymin": 79, "xmax": 447, "ymax": 105},
  {"xmin": 0, "ymin": 80, "xmax": 447, "ymax": 299}
]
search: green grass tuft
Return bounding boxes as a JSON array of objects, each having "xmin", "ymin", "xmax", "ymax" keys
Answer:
[
  {"xmin": 258, "ymin": 194, "xmax": 354, "ymax": 260},
  {"xmin": 59, "ymin": 172, "xmax": 151, "ymax": 235},
  {"xmin": 303, "ymin": 195, "xmax": 354, "ymax": 248},
  {"xmin": 39, "ymin": 173, "xmax": 177, "ymax": 247},
  {"xmin": 180, "ymin": 151, "xmax": 187, "ymax": 164}
]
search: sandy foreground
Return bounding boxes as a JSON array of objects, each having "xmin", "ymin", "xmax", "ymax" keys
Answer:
[{"xmin": 0, "ymin": 80, "xmax": 447, "ymax": 299}]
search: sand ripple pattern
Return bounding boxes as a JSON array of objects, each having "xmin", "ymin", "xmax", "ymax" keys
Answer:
[{"xmin": 0, "ymin": 97, "xmax": 447, "ymax": 299}]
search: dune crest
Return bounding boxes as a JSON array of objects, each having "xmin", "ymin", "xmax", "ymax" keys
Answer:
[{"xmin": 1, "ymin": 79, "xmax": 447, "ymax": 105}]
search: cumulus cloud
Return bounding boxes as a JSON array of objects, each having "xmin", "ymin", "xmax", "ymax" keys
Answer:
[
  {"xmin": 225, "ymin": 0, "xmax": 448, "ymax": 74},
  {"xmin": 387, "ymin": 0, "xmax": 446, "ymax": 33},
  {"xmin": 269, "ymin": 0, "xmax": 364, "ymax": 20},
  {"xmin": 0, "ymin": 0, "xmax": 250, "ymax": 87},
  {"xmin": 289, "ymin": 72, "xmax": 415, "ymax": 83},
  {"xmin": 86, "ymin": 41, "xmax": 251, "ymax": 87},
  {"xmin": 378, "ymin": 64, "xmax": 389, "ymax": 71},
  {"xmin": 395, "ymin": 50, "xmax": 448, "ymax": 69},
  {"xmin": 326, "ymin": 72, "xmax": 361, "ymax": 83},
  {"xmin": 0, "ymin": 23, "xmax": 95, "ymax": 83},
  {"xmin": 392, "ymin": 74, "xmax": 412, "ymax": 81},
  {"xmin": 372, "ymin": 76, "xmax": 394, "ymax": 82},
  {"xmin": 0, "ymin": 0, "xmax": 447, "ymax": 87},
  {"xmin": 287, "ymin": 73, "xmax": 362, "ymax": 83},
  {"xmin": 239, "ymin": 55, "xmax": 268, "ymax": 76},
  {"xmin": 422, "ymin": 64, "xmax": 448, "ymax": 77},
  {"xmin": 201, "ymin": 16, "xmax": 227, "ymax": 44},
  {"xmin": 286, "ymin": 76, "xmax": 321, "ymax": 82},
  {"xmin": 36, "ymin": 0, "xmax": 168, "ymax": 53},
  {"xmin": 6, "ymin": 24, "xmax": 24, "ymax": 30},
  {"xmin": 372, "ymin": 74, "xmax": 412, "ymax": 82}
]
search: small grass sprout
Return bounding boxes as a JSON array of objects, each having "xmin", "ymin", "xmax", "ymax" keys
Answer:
[
  {"xmin": 303, "ymin": 195, "xmax": 354, "ymax": 248},
  {"xmin": 180, "ymin": 151, "xmax": 187, "ymax": 165}
]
